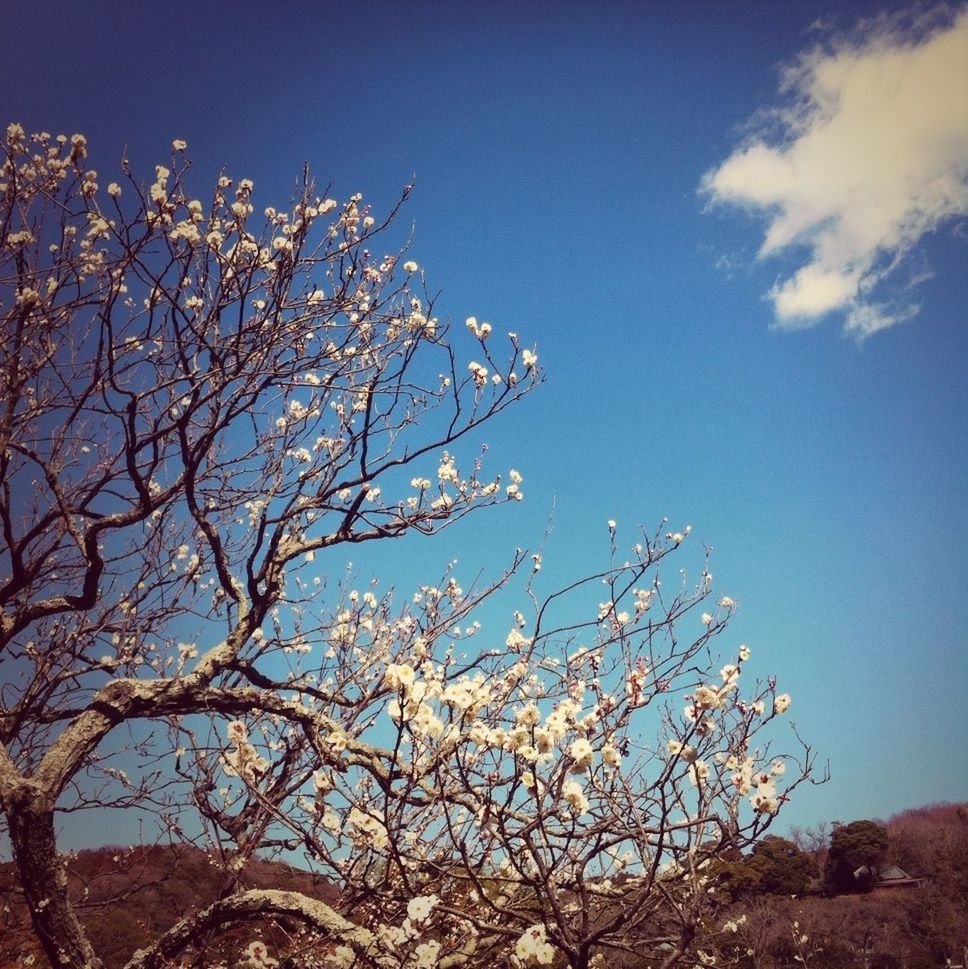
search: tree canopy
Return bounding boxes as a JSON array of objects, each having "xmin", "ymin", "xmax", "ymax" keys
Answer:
[
  {"xmin": 713, "ymin": 836, "xmax": 815, "ymax": 900},
  {"xmin": 0, "ymin": 124, "xmax": 813, "ymax": 969},
  {"xmin": 826, "ymin": 821, "xmax": 890, "ymax": 893}
]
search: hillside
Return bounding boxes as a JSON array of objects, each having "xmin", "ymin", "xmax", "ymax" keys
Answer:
[
  {"xmin": 2, "ymin": 803, "xmax": 965, "ymax": 968},
  {"xmin": 696, "ymin": 802, "xmax": 968, "ymax": 969},
  {"xmin": 0, "ymin": 844, "xmax": 336, "ymax": 969}
]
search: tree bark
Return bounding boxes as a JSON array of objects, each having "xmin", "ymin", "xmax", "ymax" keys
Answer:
[{"xmin": 8, "ymin": 794, "xmax": 102, "ymax": 969}]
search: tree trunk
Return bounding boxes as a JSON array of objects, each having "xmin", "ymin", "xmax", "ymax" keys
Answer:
[{"xmin": 7, "ymin": 798, "xmax": 102, "ymax": 969}]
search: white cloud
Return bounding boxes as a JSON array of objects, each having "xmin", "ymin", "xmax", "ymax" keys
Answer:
[{"xmin": 702, "ymin": 6, "xmax": 968, "ymax": 338}]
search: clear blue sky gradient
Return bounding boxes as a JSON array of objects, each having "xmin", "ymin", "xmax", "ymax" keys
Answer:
[{"xmin": 2, "ymin": 0, "xmax": 966, "ymax": 838}]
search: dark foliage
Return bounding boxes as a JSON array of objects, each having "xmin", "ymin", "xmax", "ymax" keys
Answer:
[{"xmin": 826, "ymin": 819, "xmax": 890, "ymax": 893}]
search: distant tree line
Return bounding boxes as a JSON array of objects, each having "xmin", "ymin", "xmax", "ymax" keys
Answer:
[
  {"xmin": 1, "ymin": 804, "xmax": 965, "ymax": 968},
  {"xmin": 698, "ymin": 803, "xmax": 968, "ymax": 969}
]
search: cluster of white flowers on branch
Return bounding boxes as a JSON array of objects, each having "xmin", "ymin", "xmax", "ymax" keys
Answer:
[{"xmin": 0, "ymin": 126, "xmax": 816, "ymax": 969}]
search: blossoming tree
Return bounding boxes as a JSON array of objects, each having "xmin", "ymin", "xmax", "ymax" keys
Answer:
[{"xmin": 0, "ymin": 124, "xmax": 816, "ymax": 969}]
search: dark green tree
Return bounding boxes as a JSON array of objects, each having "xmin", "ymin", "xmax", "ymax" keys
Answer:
[
  {"xmin": 826, "ymin": 820, "xmax": 889, "ymax": 893},
  {"xmin": 710, "ymin": 857, "xmax": 764, "ymax": 900},
  {"xmin": 748, "ymin": 835, "xmax": 816, "ymax": 895},
  {"xmin": 712, "ymin": 836, "xmax": 814, "ymax": 899}
]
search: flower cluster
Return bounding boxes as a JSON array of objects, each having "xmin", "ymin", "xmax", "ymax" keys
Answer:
[
  {"xmin": 728, "ymin": 755, "xmax": 787, "ymax": 815},
  {"xmin": 241, "ymin": 941, "xmax": 277, "ymax": 968},
  {"xmin": 513, "ymin": 924, "xmax": 555, "ymax": 967},
  {"xmin": 222, "ymin": 721, "xmax": 269, "ymax": 782}
]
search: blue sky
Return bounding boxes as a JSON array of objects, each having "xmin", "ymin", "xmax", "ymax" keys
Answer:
[{"xmin": 2, "ymin": 0, "xmax": 966, "ymax": 837}]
